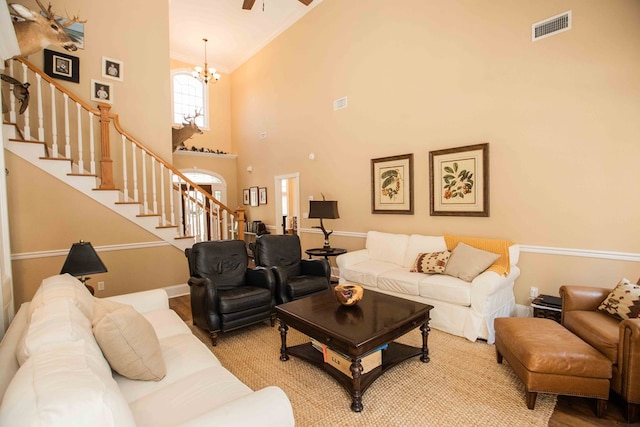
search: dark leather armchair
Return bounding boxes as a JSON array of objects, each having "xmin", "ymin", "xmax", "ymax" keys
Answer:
[
  {"xmin": 253, "ymin": 234, "xmax": 331, "ymax": 304},
  {"xmin": 560, "ymin": 284, "xmax": 640, "ymax": 422},
  {"xmin": 185, "ymin": 240, "xmax": 276, "ymax": 346}
]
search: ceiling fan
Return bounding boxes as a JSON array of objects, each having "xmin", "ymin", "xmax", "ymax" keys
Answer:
[{"xmin": 242, "ymin": 0, "xmax": 313, "ymax": 10}]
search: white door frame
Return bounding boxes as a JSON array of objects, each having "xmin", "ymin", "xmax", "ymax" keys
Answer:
[{"xmin": 274, "ymin": 173, "xmax": 300, "ymax": 235}]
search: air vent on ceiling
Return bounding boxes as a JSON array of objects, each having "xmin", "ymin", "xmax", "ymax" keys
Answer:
[{"xmin": 532, "ymin": 11, "xmax": 571, "ymax": 42}]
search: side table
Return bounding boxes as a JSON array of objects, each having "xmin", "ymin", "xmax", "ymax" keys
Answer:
[
  {"xmin": 305, "ymin": 248, "xmax": 347, "ymax": 284},
  {"xmin": 531, "ymin": 294, "xmax": 562, "ymax": 323}
]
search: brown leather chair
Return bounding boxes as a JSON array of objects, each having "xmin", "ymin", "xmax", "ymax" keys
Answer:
[
  {"xmin": 560, "ymin": 284, "xmax": 640, "ymax": 422},
  {"xmin": 185, "ymin": 240, "xmax": 277, "ymax": 346}
]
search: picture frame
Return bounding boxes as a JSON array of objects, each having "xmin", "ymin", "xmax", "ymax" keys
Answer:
[
  {"xmin": 242, "ymin": 189, "xmax": 250, "ymax": 205},
  {"xmin": 258, "ymin": 187, "xmax": 267, "ymax": 205},
  {"xmin": 371, "ymin": 153, "xmax": 414, "ymax": 214},
  {"xmin": 43, "ymin": 49, "xmax": 79, "ymax": 83},
  {"xmin": 429, "ymin": 143, "xmax": 489, "ymax": 217},
  {"xmin": 249, "ymin": 186, "xmax": 259, "ymax": 207},
  {"xmin": 90, "ymin": 79, "xmax": 113, "ymax": 104},
  {"xmin": 102, "ymin": 56, "xmax": 123, "ymax": 81}
]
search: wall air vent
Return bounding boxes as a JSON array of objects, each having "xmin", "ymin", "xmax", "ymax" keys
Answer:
[{"xmin": 532, "ymin": 11, "xmax": 571, "ymax": 42}]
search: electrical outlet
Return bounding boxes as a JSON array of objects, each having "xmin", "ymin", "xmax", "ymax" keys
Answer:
[
  {"xmin": 529, "ymin": 286, "xmax": 539, "ymax": 299},
  {"xmin": 98, "ymin": 281, "xmax": 105, "ymax": 291}
]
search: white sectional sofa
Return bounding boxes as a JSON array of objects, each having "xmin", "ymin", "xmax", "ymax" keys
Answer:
[
  {"xmin": 0, "ymin": 274, "xmax": 294, "ymax": 427},
  {"xmin": 336, "ymin": 231, "xmax": 520, "ymax": 343}
]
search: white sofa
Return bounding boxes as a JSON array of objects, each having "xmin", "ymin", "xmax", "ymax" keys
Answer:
[
  {"xmin": 336, "ymin": 231, "xmax": 520, "ymax": 344},
  {"xmin": 0, "ymin": 274, "xmax": 295, "ymax": 427}
]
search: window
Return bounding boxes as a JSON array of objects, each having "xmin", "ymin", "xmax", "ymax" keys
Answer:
[{"xmin": 172, "ymin": 71, "xmax": 208, "ymax": 129}]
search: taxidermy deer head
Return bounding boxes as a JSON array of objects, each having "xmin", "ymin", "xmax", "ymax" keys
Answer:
[
  {"xmin": 9, "ymin": 1, "xmax": 85, "ymax": 57},
  {"xmin": 172, "ymin": 111, "xmax": 204, "ymax": 151}
]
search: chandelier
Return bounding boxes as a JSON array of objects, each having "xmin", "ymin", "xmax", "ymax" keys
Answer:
[{"xmin": 192, "ymin": 38, "xmax": 220, "ymax": 84}]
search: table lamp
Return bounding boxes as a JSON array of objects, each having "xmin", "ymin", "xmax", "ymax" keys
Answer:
[
  {"xmin": 60, "ymin": 240, "xmax": 107, "ymax": 294},
  {"xmin": 308, "ymin": 198, "xmax": 340, "ymax": 250}
]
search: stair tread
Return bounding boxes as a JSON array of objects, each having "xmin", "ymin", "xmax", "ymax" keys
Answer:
[
  {"xmin": 115, "ymin": 201, "xmax": 142, "ymax": 205},
  {"xmin": 39, "ymin": 157, "xmax": 71, "ymax": 162},
  {"xmin": 137, "ymin": 214, "xmax": 160, "ymax": 218},
  {"xmin": 68, "ymin": 173, "xmax": 97, "ymax": 177},
  {"xmin": 157, "ymin": 225, "xmax": 178, "ymax": 229}
]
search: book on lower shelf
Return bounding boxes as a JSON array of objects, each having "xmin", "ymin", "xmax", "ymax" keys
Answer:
[{"xmin": 321, "ymin": 344, "xmax": 387, "ymax": 377}]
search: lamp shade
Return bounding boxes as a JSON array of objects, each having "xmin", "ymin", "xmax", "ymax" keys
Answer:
[
  {"xmin": 308, "ymin": 200, "xmax": 340, "ymax": 219},
  {"xmin": 60, "ymin": 241, "xmax": 108, "ymax": 277}
]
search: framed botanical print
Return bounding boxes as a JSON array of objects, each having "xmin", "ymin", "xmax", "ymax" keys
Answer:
[
  {"xmin": 429, "ymin": 143, "xmax": 489, "ymax": 217},
  {"xmin": 242, "ymin": 189, "xmax": 250, "ymax": 205},
  {"xmin": 371, "ymin": 153, "xmax": 414, "ymax": 214}
]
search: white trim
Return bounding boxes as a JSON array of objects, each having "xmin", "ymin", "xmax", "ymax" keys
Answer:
[
  {"xmin": 297, "ymin": 229, "xmax": 640, "ymax": 262},
  {"xmin": 11, "ymin": 241, "xmax": 170, "ymax": 261},
  {"xmin": 164, "ymin": 283, "xmax": 189, "ymax": 298}
]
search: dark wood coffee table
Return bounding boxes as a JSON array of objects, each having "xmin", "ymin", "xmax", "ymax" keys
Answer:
[{"xmin": 275, "ymin": 289, "xmax": 432, "ymax": 412}]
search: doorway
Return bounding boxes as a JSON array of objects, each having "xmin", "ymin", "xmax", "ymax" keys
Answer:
[{"xmin": 274, "ymin": 173, "xmax": 300, "ymax": 235}]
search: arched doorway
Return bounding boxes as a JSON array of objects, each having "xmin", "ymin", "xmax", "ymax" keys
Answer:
[{"xmin": 173, "ymin": 170, "xmax": 227, "ymax": 242}]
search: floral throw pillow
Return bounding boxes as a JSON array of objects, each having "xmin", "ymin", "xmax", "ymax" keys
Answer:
[
  {"xmin": 411, "ymin": 251, "xmax": 451, "ymax": 274},
  {"xmin": 597, "ymin": 278, "xmax": 640, "ymax": 320}
]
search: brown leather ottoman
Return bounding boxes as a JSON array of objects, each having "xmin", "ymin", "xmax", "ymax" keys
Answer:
[{"xmin": 494, "ymin": 317, "xmax": 612, "ymax": 417}]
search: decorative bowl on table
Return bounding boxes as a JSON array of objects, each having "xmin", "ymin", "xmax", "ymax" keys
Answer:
[{"xmin": 334, "ymin": 283, "xmax": 364, "ymax": 306}]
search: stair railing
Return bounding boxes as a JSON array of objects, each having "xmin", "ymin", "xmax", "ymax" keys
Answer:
[{"xmin": 2, "ymin": 56, "xmax": 244, "ymax": 243}]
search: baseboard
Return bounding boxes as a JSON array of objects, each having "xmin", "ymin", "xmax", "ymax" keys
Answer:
[{"xmin": 165, "ymin": 283, "xmax": 189, "ymax": 298}]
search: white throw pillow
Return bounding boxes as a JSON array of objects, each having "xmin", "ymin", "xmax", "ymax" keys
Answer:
[
  {"xmin": 28, "ymin": 274, "xmax": 94, "ymax": 320},
  {"xmin": 16, "ymin": 299, "xmax": 107, "ymax": 370},
  {"xmin": 92, "ymin": 299, "xmax": 167, "ymax": 381},
  {"xmin": 0, "ymin": 340, "xmax": 136, "ymax": 427},
  {"xmin": 366, "ymin": 231, "xmax": 410, "ymax": 266}
]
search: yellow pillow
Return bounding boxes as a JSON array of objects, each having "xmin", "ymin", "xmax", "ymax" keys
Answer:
[{"xmin": 92, "ymin": 299, "xmax": 166, "ymax": 381}]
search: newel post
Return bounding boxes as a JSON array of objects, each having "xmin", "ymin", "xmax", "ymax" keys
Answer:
[
  {"xmin": 236, "ymin": 207, "xmax": 246, "ymax": 240},
  {"xmin": 97, "ymin": 103, "xmax": 115, "ymax": 190}
]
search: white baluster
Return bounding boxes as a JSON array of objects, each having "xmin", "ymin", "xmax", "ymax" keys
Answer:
[
  {"xmin": 50, "ymin": 83, "xmax": 58, "ymax": 157},
  {"xmin": 21, "ymin": 63, "xmax": 30, "ymax": 140},
  {"xmin": 141, "ymin": 151, "xmax": 148, "ymax": 213},
  {"xmin": 88, "ymin": 112, "xmax": 96, "ymax": 174},
  {"xmin": 169, "ymin": 170, "xmax": 176, "ymax": 229},
  {"xmin": 121, "ymin": 135, "xmax": 128, "ymax": 201},
  {"xmin": 177, "ymin": 178, "xmax": 185, "ymax": 237},
  {"xmin": 160, "ymin": 164, "xmax": 166, "ymax": 225},
  {"xmin": 35, "ymin": 74, "xmax": 44, "ymax": 141},
  {"xmin": 76, "ymin": 103, "xmax": 83, "ymax": 173},
  {"xmin": 131, "ymin": 144, "xmax": 138, "ymax": 202},
  {"xmin": 63, "ymin": 94, "xmax": 70, "ymax": 158},
  {"xmin": 7, "ymin": 60, "xmax": 16, "ymax": 123},
  {"xmin": 151, "ymin": 157, "xmax": 158, "ymax": 215}
]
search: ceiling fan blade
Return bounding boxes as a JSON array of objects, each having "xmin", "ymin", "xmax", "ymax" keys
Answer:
[
  {"xmin": 298, "ymin": 0, "xmax": 313, "ymax": 5},
  {"xmin": 242, "ymin": 0, "xmax": 256, "ymax": 10}
]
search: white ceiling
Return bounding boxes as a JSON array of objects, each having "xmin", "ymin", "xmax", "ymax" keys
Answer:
[{"xmin": 169, "ymin": 0, "xmax": 323, "ymax": 73}]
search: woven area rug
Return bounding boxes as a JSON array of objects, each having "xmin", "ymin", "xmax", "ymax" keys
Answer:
[{"xmin": 187, "ymin": 322, "xmax": 556, "ymax": 427}]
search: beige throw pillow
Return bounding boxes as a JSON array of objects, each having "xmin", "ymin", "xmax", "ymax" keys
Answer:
[
  {"xmin": 597, "ymin": 278, "xmax": 640, "ymax": 320},
  {"xmin": 444, "ymin": 242, "xmax": 500, "ymax": 282},
  {"xmin": 410, "ymin": 251, "xmax": 451, "ymax": 274},
  {"xmin": 92, "ymin": 299, "xmax": 166, "ymax": 381}
]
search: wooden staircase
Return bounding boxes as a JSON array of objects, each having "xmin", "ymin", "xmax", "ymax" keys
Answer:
[{"xmin": 2, "ymin": 57, "xmax": 245, "ymax": 251}]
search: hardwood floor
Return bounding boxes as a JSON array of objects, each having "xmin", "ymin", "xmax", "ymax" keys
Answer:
[{"xmin": 168, "ymin": 295, "xmax": 637, "ymax": 426}]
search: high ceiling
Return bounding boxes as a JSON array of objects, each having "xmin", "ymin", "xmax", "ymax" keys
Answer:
[{"xmin": 169, "ymin": 0, "xmax": 323, "ymax": 73}]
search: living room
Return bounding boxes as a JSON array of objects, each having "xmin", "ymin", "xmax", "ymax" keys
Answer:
[{"xmin": 0, "ymin": 0, "xmax": 638, "ymax": 425}]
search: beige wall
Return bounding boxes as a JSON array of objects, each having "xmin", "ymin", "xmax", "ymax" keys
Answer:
[
  {"xmin": 170, "ymin": 59, "xmax": 232, "ymax": 154},
  {"xmin": 231, "ymin": 0, "xmax": 640, "ymax": 304},
  {"xmin": 6, "ymin": 0, "xmax": 186, "ymax": 305}
]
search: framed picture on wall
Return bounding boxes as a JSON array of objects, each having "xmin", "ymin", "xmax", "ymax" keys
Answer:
[
  {"xmin": 371, "ymin": 153, "xmax": 414, "ymax": 214},
  {"xmin": 102, "ymin": 57, "xmax": 123, "ymax": 81},
  {"xmin": 429, "ymin": 143, "xmax": 489, "ymax": 217},
  {"xmin": 249, "ymin": 187, "xmax": 259, "ymax": 207},
  {"xmin": 259, "ymin": 187, "xmax": 267, "ymax": 205},
  {"xmin": 43, "ymin": 49, "xmax": 79, "ymax": 83},
  {"xmin": 243, "ymin": 189, "xmax": 250, "ymax": 205},
  {"xmin": 90, "ymin": 79, "xmax": 113, "ymax": 104}
]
